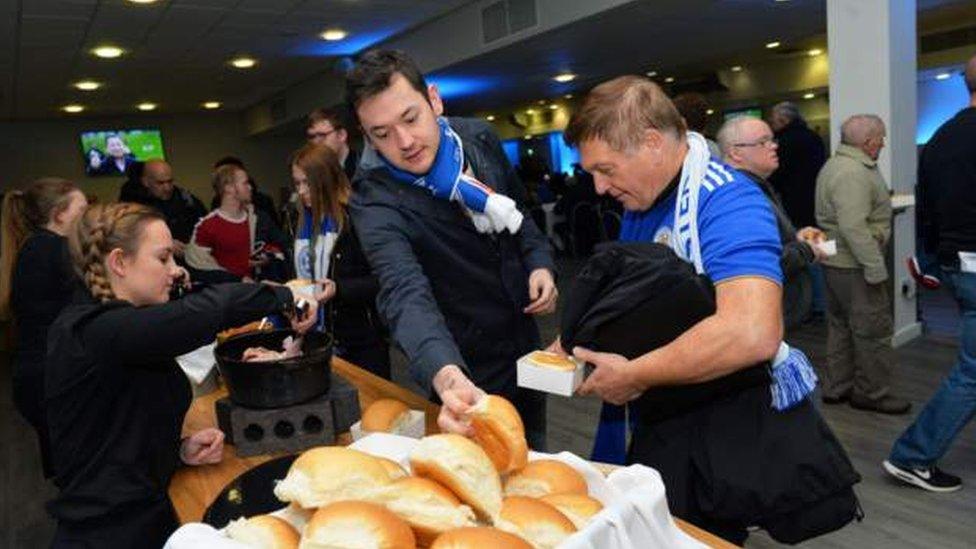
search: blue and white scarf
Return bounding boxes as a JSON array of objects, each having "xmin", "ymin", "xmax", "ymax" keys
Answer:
[{"xmin": 377, "ymin": 117, "xmax": 523, "ymax": 234}]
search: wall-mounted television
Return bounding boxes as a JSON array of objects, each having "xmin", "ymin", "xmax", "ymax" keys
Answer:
[
  {"xmin": 80, "ymin": 129, "xmax": 165, "ymax": 177},
  {"xmin": 723, "ymin": 107, "xmax": 764, "ymax": 121}
]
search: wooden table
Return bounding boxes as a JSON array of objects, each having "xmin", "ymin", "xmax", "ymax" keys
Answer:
[{"xmin": 169, "ymin": 357, "xmax": 736, "ymax": 548}]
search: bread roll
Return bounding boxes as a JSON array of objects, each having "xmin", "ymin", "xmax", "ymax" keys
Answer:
[
  {"xmin": 503, "ymin": 460, "xmax": 588, "ymax": 498},
  {"xmin": 496, "ymin": 496, "xmax": 576, "ymax": 549},
  {"xmin": 300, "ymin": 501, "xmax": 416, "ymax": 549},
  {"xmin": 429, "ymin": 527, "xmax": 532, "ymax": 549},
  {"xmin": 539, "ymin": 494, "xmax": 603, "ymax": 529},
  {"xmin": 361, "ymin": 399, "xmax": 412, "ymax": 434},
  {"xmin": 467, "ymin": 395, "xmax": 528, "ymax": 475},
  {"xmin": 375, "ymin": 477, "xmax": 477, "ymax": 546},
  {"xmin": 525, "ymin": 351, "xmax": 577, "ymax": 372},
  {"xmin": 273, "ymin": 446, "xmax": 391, "ymax": 508},
  {"xmin": 224, "ymin": 514, "xmax": 299, "ymax": 549},
  {"xmin": 409, "ymin": 434, "xmax": 503, "ymax": 521},
  {"xmin": 375, "ymin": 457, "xmax": 409, "ymax": 481}
]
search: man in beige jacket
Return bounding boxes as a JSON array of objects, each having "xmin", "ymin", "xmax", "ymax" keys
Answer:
[{"xmin": 815, "ymin": 114, "xmax": 909, "ymax": 414}]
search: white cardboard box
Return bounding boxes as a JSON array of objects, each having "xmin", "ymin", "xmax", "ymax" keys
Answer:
[
  {"xmin": 517, "ymin": 352, "xmax": 584, "ymax": 397},
  {"xmin": 349, "ymin": 409, "xmax": 426, "ymax": 441}
]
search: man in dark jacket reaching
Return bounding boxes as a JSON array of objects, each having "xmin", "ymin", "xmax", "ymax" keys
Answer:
[{"xmin": 345, "ymin": 49, "xmax": 557, "ymax": 448}]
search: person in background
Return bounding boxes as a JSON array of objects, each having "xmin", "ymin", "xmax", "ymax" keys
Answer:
[
  {"xmin": 45, "ymin": 203, "xmax": 316, "ymax": 547},
  {"xmin": 0, "ymin": 178, "xmax": 88, "ymax": 478},
  {"xmin": 307, "ymin": 106, "xmax": 359, "ymax": 181},
  {"xmin": 884, "ymin": 54, "xmax": 976, "ymax": 493},
  {"xmin": 672, "ymin": 92, "xmax": 721, "ymax": 158},
  {"xmin": 290, "ymin": 143, "xmax": 390, "ymax": 378},
  {"xmin": 186, "ymin": 164, "xmax": 287, "ymax": 282},
  {"xmin": 97, "ymin": 133, "xmax": 136, "ymax": 176},
  {"xmin": 815, "ymin": 114, "xmax": 909, "ymax": 414},
  {"xmin": 346, "ymin": 49, "xmax": 557, "ymax": 447},
  {"xmin": 212, "ymin": 156, "xmax": 282, "ymax": 229},
  {"xmin": 768, "ymin": 102, "xmax": 827, "ymax": 229},
  {"xmin": 718, "ymin": 116, "xmax": 827, "ymax": 329},
  {"xmin": 118, "ymin": 159, "xmax": 207, "ymax": 260}
]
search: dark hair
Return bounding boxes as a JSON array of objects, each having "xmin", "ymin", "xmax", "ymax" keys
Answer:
[
  {"xmin": 672, "ymin": 93, "xmax": 711, "ymax": 133},
  {"xmin": 345, "ymin": 49, "xmax": 429, "ymax": 110},
  {"xmin": 306, "ymin": 106, "xmax": 348, "ymax": 132},
  {"xmin": 214, "ymin": 156, "xmax": 245, "ymax": 170}
]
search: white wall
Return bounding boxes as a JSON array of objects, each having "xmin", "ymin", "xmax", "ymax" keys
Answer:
[{"xmin": 0, "ymin": 112, "xmax": 304, "ymax": 206}]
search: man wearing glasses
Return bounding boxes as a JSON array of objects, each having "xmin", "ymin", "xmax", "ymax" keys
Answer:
[
  {"xmin": 814, "ymin": 114, "xmax": 909, "ymax": 415},
  {"xmin": 718, "ymin": 116, "xmax": 827, "ymax": 329},
  {"xmin": 306, "ymin": 106, "xmax": 359, "ymax": 180}
]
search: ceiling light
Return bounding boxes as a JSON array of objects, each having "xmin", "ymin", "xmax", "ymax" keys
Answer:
[
  {"xmin": 935, "ymin": 72, "xmax": 951, "ymax": 81},
  {"xmin": 766, "ymin": 41, "xmax": 781, "ymax": 49},
  {"xmin": 526, "ymin": 109, "xmax": 537, "ymax": 115},
  {"xmin": 230, "ymin": 56, "xmax": 257, "ymax": 69},
  {"xmin": 564, "ymin": 94, "xmax": 573, "ymax": 99},
  {"xmin": 486, "ymin": 115, "xmax": 496, "ymax": 121},
  {"xmin": 646, "ymin": 70, "xmax": 658, "ymax": 77},
  {"xmin": 62, "ymin": 104, "xmax": 85, "ymax": 113},
  {"xmin": 664, "ymin": 76, "xmax": 675, "ymax": 83},
  {"xmin": 92, "ymin": 45, "xmax": 124, "ymax": 59},
  {"xmin": 74, "ymin": 80, "xmax": 102, "ymax": 91},
  {"xmin": 549, "ymin": 104, "xmax": 559, "ymax": 110},
  {"xmin": 537, "ymin": 99, "xmax": 547, "ymax": 105},
  {"xmin": 523, "ymin": 135, "xmax": 533, "ymax": 140},
  {"xmin": 126, "ymin": 0, "xmax": 159, "ymax": 3},
  {"xmin": 731, "ymin": 65, "xmax": 743, "ymax": 72},
  {"xmin": 807, "ymin": 48, "xmax": 823, "ymax": 57},
  {"xmin": 203, "ymin": 101, "xmax": 221, "ymax": 109},
  {"xmin": 706, "ymin": 109, "xmax": 715, "ymax": 115},
  {"xmin": 553, "ymin": 72, "xmax": 576, "ymax": 83},
  {"xmin": 136, "ymin": 102, "xmax": 157, "ymax": 111},
  {"xmin": 803, "ymin": 92, "xmax": 816, "ymax": 99},
  {"xmin": 320, "ymin": 29, "xmax": 348, "ymax": 41}
]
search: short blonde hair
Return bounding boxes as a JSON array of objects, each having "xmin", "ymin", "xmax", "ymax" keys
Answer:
[{"xmin": 565, "ymin": 75, "xmax": 686, "ymax": 152}]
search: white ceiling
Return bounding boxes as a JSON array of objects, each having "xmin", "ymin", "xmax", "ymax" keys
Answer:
[{"xmin": 0, "ymin": 0, "xmax": 473, "ymax": 119}]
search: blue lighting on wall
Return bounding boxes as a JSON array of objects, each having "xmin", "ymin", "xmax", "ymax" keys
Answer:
[
  {"xmin": 502, "ymin": 140, "xmax": 520, "ymax": 168},
  {"xmin": 289, "ymin": 27, "xmax": 402, "ymax": 57},
  {"xmin": 548, "ymin": 131, "xmax": 580, "ymax": 174},
  {"xmin": 425, "ymin": 75, "xmax": 501, "ymax": 100},
  {"xmin": 917, "ymin": 72, "xmax": 970, "ymax": 144}
]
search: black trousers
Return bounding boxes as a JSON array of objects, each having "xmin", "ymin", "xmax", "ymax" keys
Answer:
[
  {"xmin": 337, "ymin": 341, "xmax": 391, "ymax": 380},
  {"xmin": 12, "ymin": 367, "xmax": 54, "ymax": 478},
  {"xmin": 51, "ymin": 498, "xmax": 179, "ymax": 549}
]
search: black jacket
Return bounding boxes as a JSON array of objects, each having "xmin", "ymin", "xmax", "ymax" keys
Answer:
[
  {"xmin": 349, "ymin": 117, "xmax": 554, "ymax": 395},
  {"xmin": 45, "ymin": 284, "xmax": 293, "ymax": 527},
  {"xmin": 327, "ymin": 210, "xmax": 386, "ymax": 349},
  {"xmin": 119, "ymin": 179, "xmax": 207, "ymax": 244},
  {"xmin": 769, "ymin": 119, "xmax": 827, "ymax": 229},
  {"xmin": 919, "ymin": 106, "xmax": 976, "ymax": 265}
]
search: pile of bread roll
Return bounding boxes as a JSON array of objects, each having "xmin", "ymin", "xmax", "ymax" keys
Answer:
[{"xmin": 223, "ymin": 395, "xmax": 604, "ymax": 548}]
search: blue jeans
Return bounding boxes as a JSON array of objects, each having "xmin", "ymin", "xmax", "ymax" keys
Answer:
[
  {"xmin": 809, "ymin": 264, "xmax": 826, "ymax": 314},
  {"xmin": 889, "ymin": 268, "xmax": 976, "ymax": 467}
]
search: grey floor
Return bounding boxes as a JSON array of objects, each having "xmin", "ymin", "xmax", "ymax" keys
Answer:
[{"xmin": 3, "ymin": 259, "xmax": 975, "ymax": 548}]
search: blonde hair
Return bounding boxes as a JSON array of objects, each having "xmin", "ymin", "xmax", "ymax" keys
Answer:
[
  {"xmin": 290, "ymin": 143, "xmax": 351, "ymax": 234},
  {"xmin": 211, "ymin": 164, "xmax": 245, "ymax": 201},
  {"xmin": 0, "ymin": 178, "xmax": 79, "ymax": 320},
  {"xmin": 69, "ymin": 203, "xmax": 163, "ymax": 303},
  {"xmin": 565, "ymin": 75, "xmax": 686, "ymax": 152}
]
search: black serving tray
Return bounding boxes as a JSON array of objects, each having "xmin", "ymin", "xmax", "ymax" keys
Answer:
[{"xmin": 202, "ymin": 454, "xmax": 298, "ymax": 528}]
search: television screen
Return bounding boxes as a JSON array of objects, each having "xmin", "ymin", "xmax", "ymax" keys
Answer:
[
  {"xmin": 80, "ymin": 129, "xmax": 165, "ymax": 177},
  {"xmin": 723, "ymin": 107, "xmax": 764, "ymax": 121}
]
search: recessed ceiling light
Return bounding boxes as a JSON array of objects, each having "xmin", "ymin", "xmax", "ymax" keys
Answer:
[
  {"xmin": 807, "ymin": 48, "xmax": 823, "ymax": 57},
  {"xmin": 136, "ymin": 102, "xmax": 157, "ymax": 111},
  {"xmin": 126, "ymin": 0, "xmax": 159, "ymax": 3},
  {"xmin": 62, "ymin": 104, "xmax": 85, "ymax": 113},
  {"xmin": 731, "ymin": 65, "xmax": 743, "ymax": 72},
  {"xmin": 537, "ymin": 99, "xmax": 547, "ymax": 105},
  {"xmin": 230, "ymin": 56, "xmax": 257, "ymax": 69},
  {"xmin": 526, "ymin": 109, "xmax": 537, "ymax": 115},
  {"xmin": 74, "ymin": 80, "xmax": 102, "ymax": 91},
  {"xmin": 486, "ymin": 115, "xmax": 496, "ymax": 121},
  {"xmin": 203, "ymin": 101, "xmax": 221, "ymax": 109},
  {"xmin": 766, "ymin": 41, "xmax": 781, "ymax": 49},
  {"xmin": 92, "ymin": 45, "xmax": 124, "ymax": 59},
  {"xmin": 553, "ymin": 72, "xmax": 576, "ymax": 83},
  {"xmin": 803, "ymin": 92, "xmax": 816, "ymax": 99},
  {"xmin": 549, "ymin": 104, "xmax": 559, "ymax": 110},
  {"xmin": 563, "ymin": 94, "xmax": 573, "ymax": 99},
  {"xmin": 935, "ymin": 72, "xmax": 952, "ymax": 80},
  {"xmin": 664, "ymin": 76, "xmax": 675, "ymax": 83},
  {"xmin": 646, "ymin": 70, "xmax": 658, "ymax": 77},
  {"xmin": 523, "ymin": 135, "xmax": 533, "ymax": 140},
  {"xmin": 706, "ymin": 109, "xmax": 715, "ymax": 115},
  {"xmin": 320, "ymin": 29, "xmax": 348, "ymax": 41}
]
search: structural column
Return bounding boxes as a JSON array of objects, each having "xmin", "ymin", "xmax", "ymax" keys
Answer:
[{"xmin": 827, "ymin": 0, "xmax": 920, "ymax": 346}]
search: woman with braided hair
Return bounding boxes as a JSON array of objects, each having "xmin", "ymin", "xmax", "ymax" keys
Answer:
[
  {"xmin": 44, "ymin": 203, "xmax": 317, "ymax": 548},
  {"xmin": 0, "ymin": 178, "xmax": 87, "ymax": 478}
]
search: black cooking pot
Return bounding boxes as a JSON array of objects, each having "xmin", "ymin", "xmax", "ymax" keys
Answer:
[{"xmin": 215, "ymin": 329, "xmax": 333, "ymax": 408}]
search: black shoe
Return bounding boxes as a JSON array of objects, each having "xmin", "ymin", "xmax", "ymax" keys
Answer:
[
  {"xmin": 883, "ymin": 460, "xmax": 962, "ymax": 492},
  {"xmin": 822, "ymin": 392, "xmax": 850, "ymax": 405},
  {"xmin": 849, "ymin": 394, "xmax": 911, "ymax": 415}
]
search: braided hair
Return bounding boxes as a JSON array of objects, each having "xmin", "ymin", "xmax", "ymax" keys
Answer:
[{"xmin": 69, "ymin": 203, "xmax": 164, "ymax": 303}]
